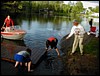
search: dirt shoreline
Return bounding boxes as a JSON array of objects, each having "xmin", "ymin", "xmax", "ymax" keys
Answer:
[{"xmin": 60, "ymin": 33, "xmax": 99, "ymax": 75}]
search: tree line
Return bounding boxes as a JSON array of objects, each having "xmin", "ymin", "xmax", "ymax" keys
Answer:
[{"xmin": 1, "ymin": 1, "xmax": 99, "ymax": 17}]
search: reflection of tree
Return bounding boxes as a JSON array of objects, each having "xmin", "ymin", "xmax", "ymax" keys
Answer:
[
  {"xmin": 27, "ymin": 13, "xmax": 32, "ymax": 30},
  {"xmin": 71, "ymin": 15, "xmax": 82, "ymax": 21},
  {"xmin": 12, "ymin": 14, "xmax": 23, "ymax": 28},
  {"xmin": 66, "ymin": 18, "xmax": 71, "ymax": 24},
  {"xmin": 2, "ymin": 39, "xmax": 26, "ymax": 46},
  {"xmin": 15, "ymin": 13, "xmax": 33, "ymax": 29},
  {"xmin": 52, "ymin": 16, "xmax": 62, "ymax": 30},
  {"xmin": 2, "ymin": 13, "xmax": 82, "ymax": 31},
  {"xmin": 26, "ymin": 14, "xmax": 82, "ymax": 31}
]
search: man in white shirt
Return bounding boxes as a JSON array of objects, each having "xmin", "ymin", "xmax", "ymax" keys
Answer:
[{"xmin": 66, "ymin": 19, "xmax": 85, "ymax": 55}]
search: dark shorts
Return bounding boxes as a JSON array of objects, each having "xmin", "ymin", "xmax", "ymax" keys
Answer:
[
  {"xmin": 14, "ymin": 54, "xmax": 31, "ymax": 62},
  {"xmin": 25, "ymin": 57, "xmax": 31, "ymax": 62},
  {"xmin": 46, "ymin": 38, "xmax": 58, "ymax": 49}
]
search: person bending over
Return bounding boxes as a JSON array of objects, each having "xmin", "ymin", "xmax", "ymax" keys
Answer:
[
  {"xmin": 45, "ymin": 36, "xmax": 60, "ymax": 56},
  {"xmin": 14, "ymin": 48, "xmax": 33, "ymax": 72}
]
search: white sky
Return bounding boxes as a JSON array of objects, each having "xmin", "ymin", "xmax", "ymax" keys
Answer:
[{"xmin": 63, "ymin": 1, "xmax": 99, "ymax": 8}]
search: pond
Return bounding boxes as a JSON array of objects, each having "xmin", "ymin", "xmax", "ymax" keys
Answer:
[
  {"xmin": 12, "ymin": 14, "xmax": 99, "ymax": 49},
  {"xmin": 1, "ymin": 14, "xmax": 99, "ymax": 75}
]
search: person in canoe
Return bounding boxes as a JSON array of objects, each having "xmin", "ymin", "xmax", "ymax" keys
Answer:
[{"xmin": 2, "ymin": 15, "xmax": 14, "ymax": 32}]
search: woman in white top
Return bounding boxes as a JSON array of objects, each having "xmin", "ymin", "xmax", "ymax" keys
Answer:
[{"xmin": 66, "ymin": 19, "xmax": 85, "ymax": 55}]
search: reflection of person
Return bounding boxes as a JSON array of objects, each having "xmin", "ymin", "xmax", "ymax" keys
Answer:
[
  {"xmin": 3, "ymin": 15, "xmax": 14, "ymax": 32},
  {"xmin": 45, "ymin": 37, "xmax": 60, "ymax": 56},
  {"xmin": 14, "ymin": 48, "xmax": 33, "ymax": 72},
  {"xmin": 89, "ymin": 19, "xmax": 93, "ymax": 28},
  {"xmin": 66, "ymin": 20, "xmax": 85, "ymax": 55}
]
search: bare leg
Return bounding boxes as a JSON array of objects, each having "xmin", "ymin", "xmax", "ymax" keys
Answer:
[
  {"xmin": 28, "ymin": 61, "xmax": 32, "ymax": 72},
  {"xmin": 25, "ymin": 62, "xmax": 27, "ymax": 67},
  {"xmin": 15, "ymin": 61, "xmax": 19, "ymax": 67},
  {"xmin": 20, "ymin": 62, "xmax": 22, "ymax": 66},
  {"xmin": 55, "ymin": 48, "xmax": 60, "ymax": 56}
]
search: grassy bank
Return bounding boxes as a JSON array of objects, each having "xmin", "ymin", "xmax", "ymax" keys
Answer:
[{"xmin": 84, "ymin": 37, "xmax": 99, "ymax": 56}]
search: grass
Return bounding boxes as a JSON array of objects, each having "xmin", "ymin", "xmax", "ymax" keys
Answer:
[{"xmin": 84, "ymin": 37, "xmax": 99, "ymax": 56}]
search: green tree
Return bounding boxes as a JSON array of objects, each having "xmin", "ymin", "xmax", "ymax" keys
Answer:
[
  {"xmin": 75, "ymin": 1, "xmax": 83, "ymax": 13},
  {"xmin": 93, "ymin": 6, "xmax": 99, "ymax": 13},
  {"xmin": 88, "ymin": 7, "xmax": 93, "ymax": 11}
]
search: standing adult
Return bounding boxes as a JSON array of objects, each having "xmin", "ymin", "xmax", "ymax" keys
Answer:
[
  {"xmin": 66, "ymin": 20, "xmax": 85, "ymax": 55},
  {"xmin": 89, "ymin": 18, "xmax": 93, "ymax": 28}
]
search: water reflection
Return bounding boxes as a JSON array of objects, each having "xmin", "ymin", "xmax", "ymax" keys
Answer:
[
  {"xmin": 2, "ymin": 14, "xmax": 99, "ymax": 54},
  {"xmin": 1, "ymin": 39, "xmax": 26, "ymax": 47}
]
